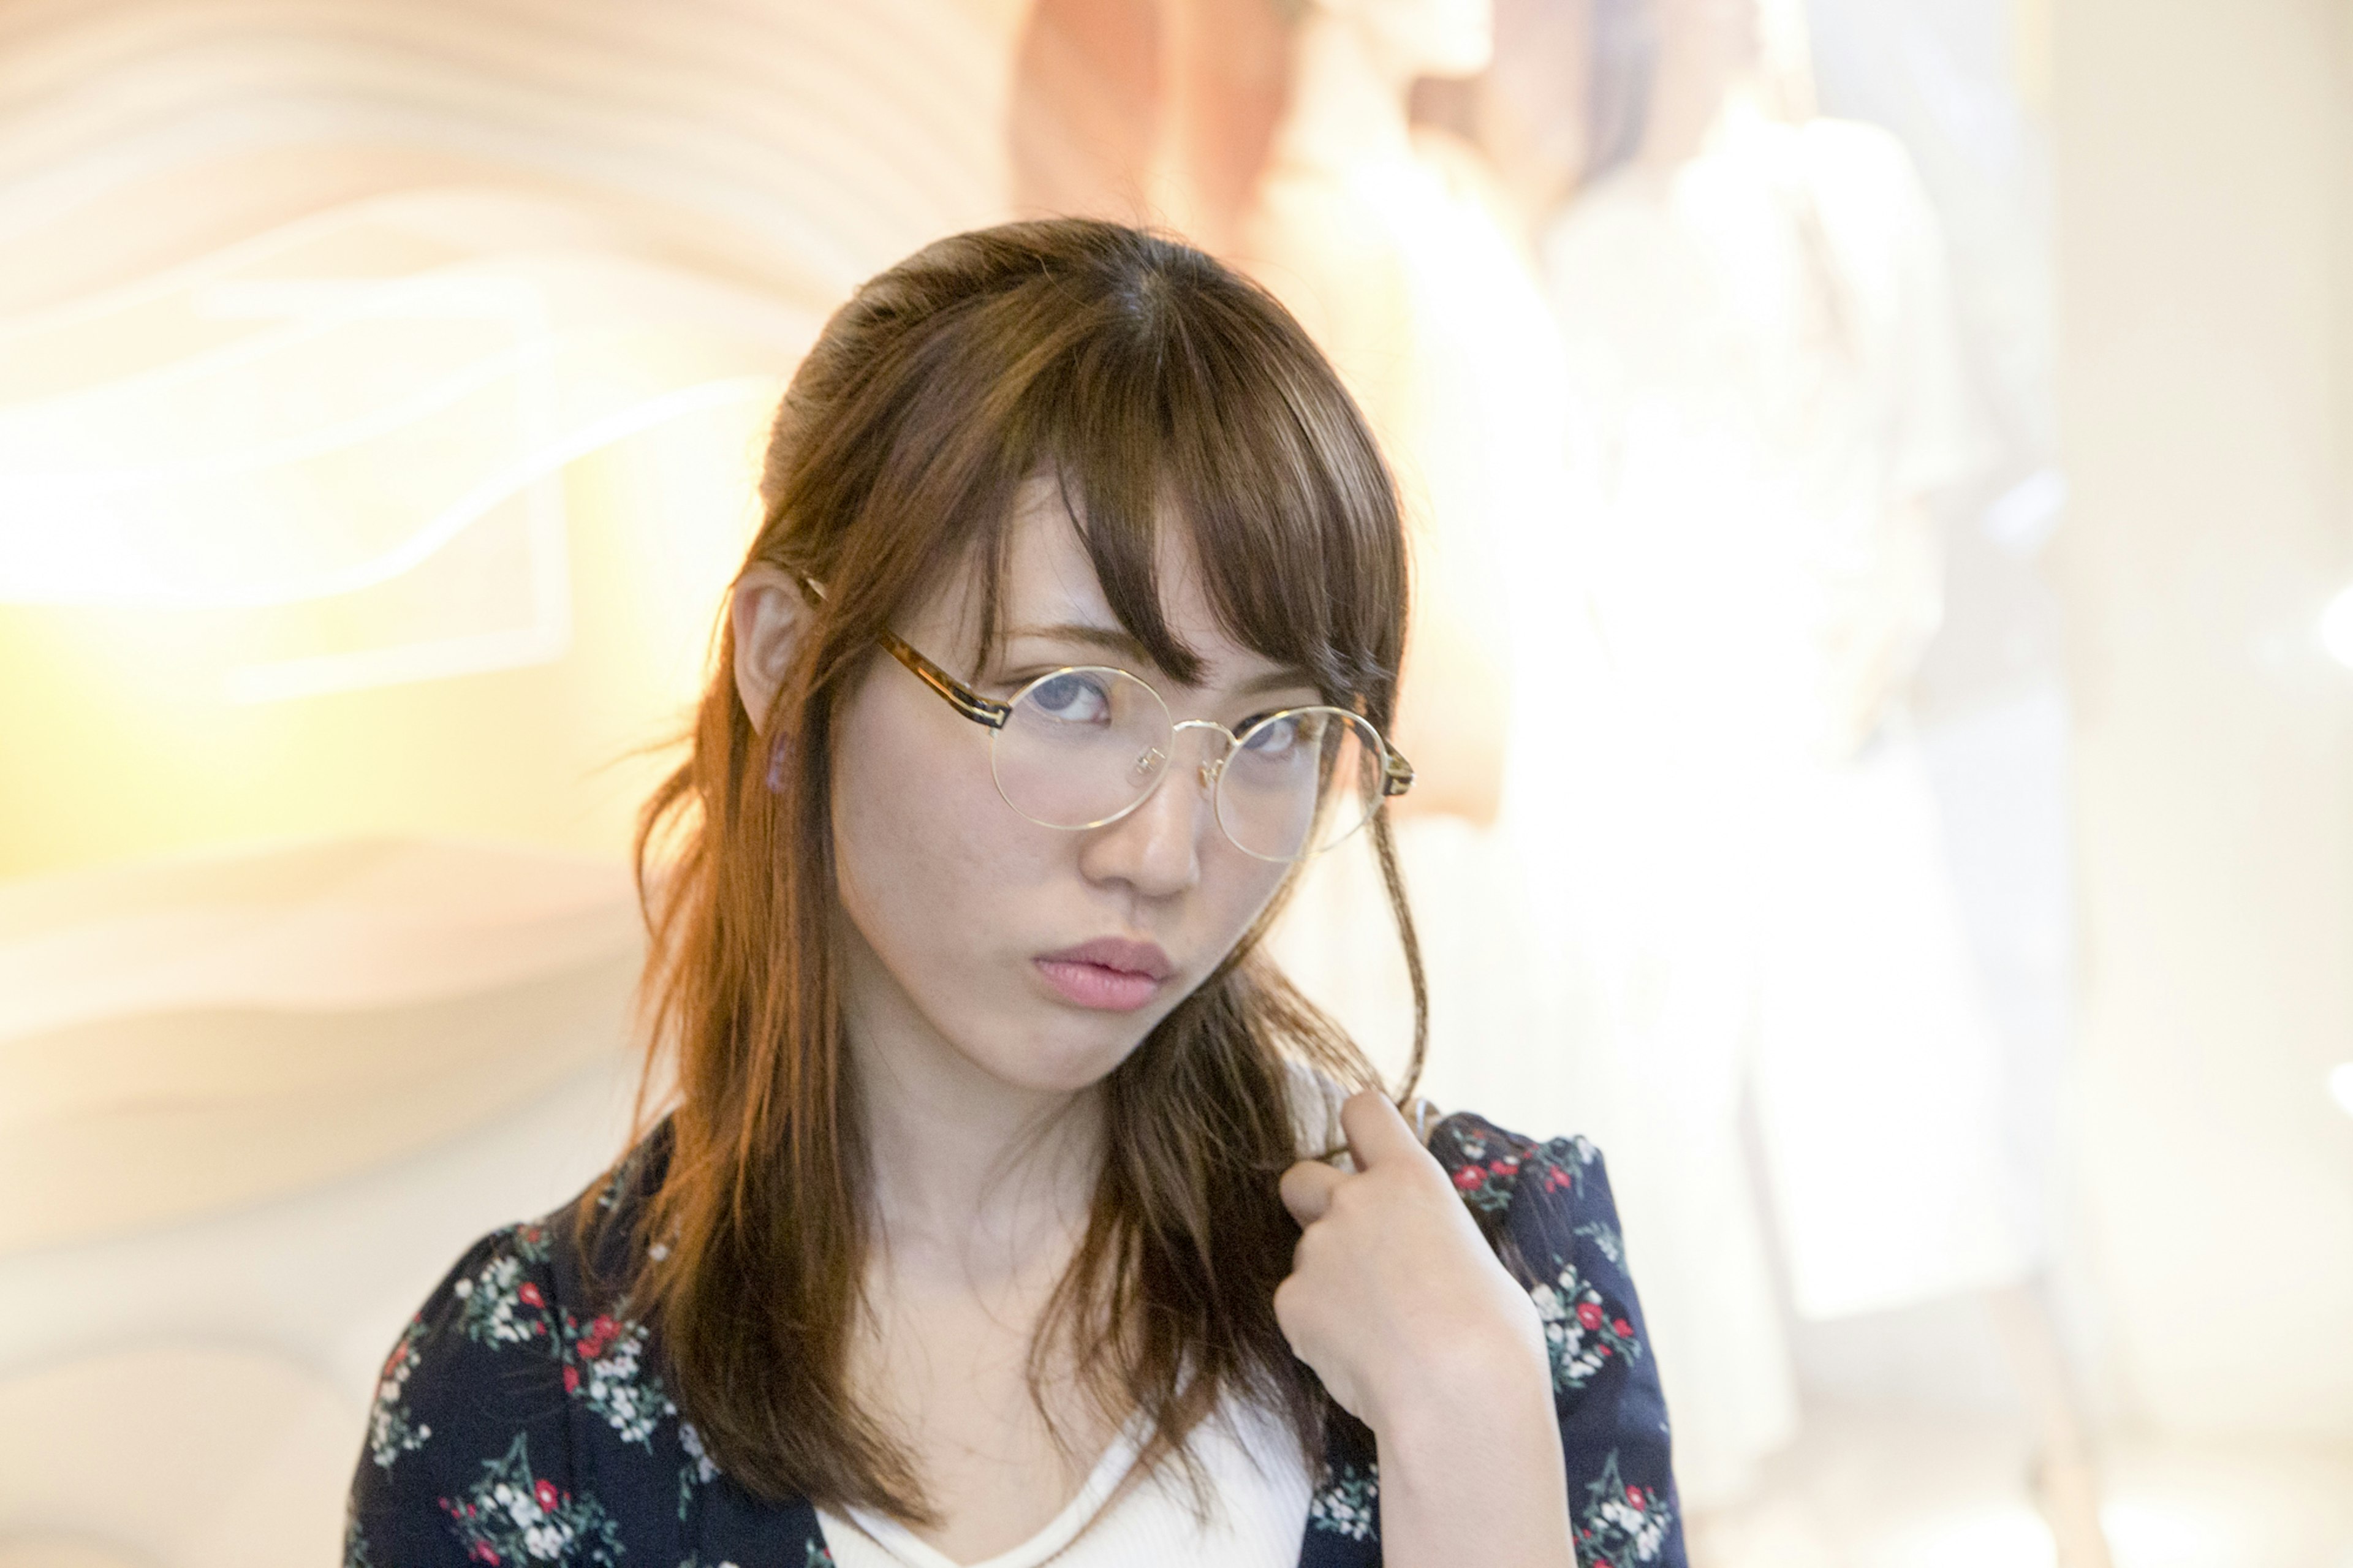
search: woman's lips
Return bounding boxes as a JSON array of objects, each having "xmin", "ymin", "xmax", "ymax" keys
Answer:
[{"xmin": 1034, "ymin": 937, "xmax": 1174, "ymax": 1013}]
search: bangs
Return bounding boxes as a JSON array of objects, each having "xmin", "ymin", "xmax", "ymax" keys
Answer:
[
  {"xmin": 773, "ymin": 221, "xmax": 1406, "ymax": 726},
  {"xmin": 958, "ymin": 247, "xmax": 1405, "ymax": 714}
]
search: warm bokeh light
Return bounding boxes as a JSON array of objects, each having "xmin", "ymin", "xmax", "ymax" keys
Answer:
[
  {"xmin": 2320, "ymin": 583, "xmax": 2353, "ymax": 672},
  {"xmin": 2328, "ymin": 1062, "xmax": 2353, "ymax": 1119},
  {"xmin": 5, "ymin": 1, "xmax": 2352, "ymax": 1566}
]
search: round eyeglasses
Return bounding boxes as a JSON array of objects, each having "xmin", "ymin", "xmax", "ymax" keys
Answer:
[{"xmin": 879, "ymin": 631, "xmax": 1414, "ymax": 862}]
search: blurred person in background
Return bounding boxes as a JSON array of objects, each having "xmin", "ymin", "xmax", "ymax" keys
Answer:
[
  {"xmin": 345, "ymin": 219, "xmax": 1686, "ymax": 1568},
  {"xmin": 1228, "ymin": 0, "xmax": 1585, "ymax": 1132},
  {"xmin": 1501, "ymin": 0, "xmax": 2107, "ymax": 1560}
]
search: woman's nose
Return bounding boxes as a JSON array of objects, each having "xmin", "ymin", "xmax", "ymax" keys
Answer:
[{"xmin": 1080, "ymin": 726, "xmax": 1224, "ymax": 896}]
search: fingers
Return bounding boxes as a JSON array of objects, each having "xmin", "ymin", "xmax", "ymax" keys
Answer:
[
  {"xmin": 1280, "ymin": 1158, "xmax": 1346, "ymax": 1226},
  {"xmin": 1287, "ymin": 1092, "xmax": 1442, "ymax": 1226},
  {"xmin": 1338, "ymin": 1088, "xmax": 1427, "ymax": 1172}
]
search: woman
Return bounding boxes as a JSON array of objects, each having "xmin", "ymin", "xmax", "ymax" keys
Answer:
[{"xmin": 345, "ymin": 219, "xmax": 1681, "ymax": 1568}]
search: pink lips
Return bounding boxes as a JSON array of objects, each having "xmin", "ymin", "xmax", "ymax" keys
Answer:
[{"xmin": 1034, "ymin": 937, "xmax": 1175, "ymax": 1013}]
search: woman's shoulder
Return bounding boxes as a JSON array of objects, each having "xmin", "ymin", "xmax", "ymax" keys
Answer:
[
  {"xmin": 1316, "ymin": 1106, "xmax": 1678, "ymax": 1562},
  {"xmin": 1422, "ymin": 1109, "xmax": 1639, "ymax": 1298},
  {"xmin": 1427, "ymin": 1111, "xmax": 1682, "ymax": 1561},
  {"xmin": 401, "ymin": 1118, "xmax": 673, "ymax": 1341},
  {"xmin": 1423, "ymin": 1109, "xmax": 1612, "ymax": 1218},
  {"xmin": 347, "ymin": 1123, "xmax": 718, "ymax": 1568},
  {"xmin": 387, "ymin": 1118, "xmax": 678, "ymax": 1398}
]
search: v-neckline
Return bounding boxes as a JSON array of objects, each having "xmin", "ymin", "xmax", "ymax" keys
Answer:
[{"xmin": 815, "ymin": 1415, "xmax": 1148, "ymax": 1568}]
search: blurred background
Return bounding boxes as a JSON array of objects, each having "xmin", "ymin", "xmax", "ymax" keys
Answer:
[{"xmin": 1, "ymin": 1, "xmax": 2349, "ymax": 1565}]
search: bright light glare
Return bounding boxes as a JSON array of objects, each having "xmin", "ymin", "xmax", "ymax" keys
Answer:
[
  {"xmin": 2101, "ymin": 1498, "xmax": 2232, "ymax": 1568},
  {"xmin": 1889, "ymin": 1506, "xmax": 2055, "ymax": 1568},
  {"xmin": 2321, "ymin": 583, "xmax": 2353, "ymax": 670},
  {"xmin": 2328, "ymin": 1062, "xmax": 2353, "ymax": 1117}
]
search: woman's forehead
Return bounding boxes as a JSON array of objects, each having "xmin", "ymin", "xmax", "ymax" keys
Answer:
[{"xmin": 929, "ymin": 476, "xmax": 1303, "ymax": 692}]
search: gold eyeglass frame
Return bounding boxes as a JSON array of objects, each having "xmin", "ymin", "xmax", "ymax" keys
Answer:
[{"xmin": 875, "ymin": 629, "xmax": 1415, "ymax": 862}]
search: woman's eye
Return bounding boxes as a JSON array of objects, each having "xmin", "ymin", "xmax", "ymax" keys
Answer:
[
  {"xmin": 1242, "ymin": 714, "xmax": 1305, "ymax": 755},
  {"xmin": 1028, "ymin": 672, "xmax": 1112, "ymax": 722}
]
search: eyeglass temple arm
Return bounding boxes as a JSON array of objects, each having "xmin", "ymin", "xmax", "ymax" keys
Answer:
[
  {"xmin": 879, "ymin": 631, "xmax": 1012, "ymax": 730},
  {"xmin": 790, "ymin": 572, "xmax": 1012, "ymax": 731},
  {"xmin": 1381, "ymin": 748, "xmax": 1415, "ymax": 799}
]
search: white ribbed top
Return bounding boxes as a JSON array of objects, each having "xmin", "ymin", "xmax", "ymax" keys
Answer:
[{"xmin": 815, "ymin": 1396, "xmax": 1313, "ymax": 1568}]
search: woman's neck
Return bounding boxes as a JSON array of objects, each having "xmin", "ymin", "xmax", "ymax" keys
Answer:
[
  {"xmin": 860, "ymin": 1054, "xmax": 1104, "ymax": 1260},
  {"xmin": 1266, "ymin": 9, "xmax": 1417, "ymax": 176},
  {"xmin": 840, "ymin": 939, "xmax": 1104, "ymax": 1259}
]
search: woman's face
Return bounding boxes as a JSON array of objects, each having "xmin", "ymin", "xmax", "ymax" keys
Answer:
[{"xmin": 823, "ymin": 479, "xmax": 1316, "ymax": 1100}]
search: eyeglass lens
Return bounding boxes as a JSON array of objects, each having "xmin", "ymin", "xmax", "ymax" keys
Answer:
[{"xmin": 987, "ymin": 667, "xmax": 1383, "ymax": 861}]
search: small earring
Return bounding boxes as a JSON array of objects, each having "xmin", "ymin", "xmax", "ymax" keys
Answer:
[{"xmin": 765, "ymin": 732, "xmax": 791, "ymax": 793}]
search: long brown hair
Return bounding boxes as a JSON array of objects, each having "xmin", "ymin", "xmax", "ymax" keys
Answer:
[{"xmin": 622, "ymin": 217, "xmax": 1425, "ymax": 1519}]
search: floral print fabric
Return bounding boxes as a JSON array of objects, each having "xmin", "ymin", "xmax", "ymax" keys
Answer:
[{"xmin": 346, "ymin": 1113, "xmax": 1684, "ymax": 1566}]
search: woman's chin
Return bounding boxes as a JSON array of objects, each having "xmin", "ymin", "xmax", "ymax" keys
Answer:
[{"xmin": 964, "ymin": 1015, "xmax": 1158, "ymax": 1100}]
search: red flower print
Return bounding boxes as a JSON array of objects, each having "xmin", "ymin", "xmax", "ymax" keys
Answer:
[
  {"xmin": 563, "ymin": 1365, "xmax": 580, "ymax": 1394},
  {"xmin": 1543, "ymin": 1166, "xmax": 1572, "ymax": 1191},
  {"xmin": 1612, "ymin": 1319, "xmax": 1632, "ymax": 1336},
  {"xmin": 582, "ymin": 1314, "xmax": 619, "ymax": 1357},
  {"xmin": 1488, "ymin": 1157, "xmax": 1519, "ymax": 1176},
  {"xmin": 534, "ymin": 1479, "xmax": 559, "ymax": 1512},
  {"xmin": 1577, "ymin": 1301, "xmax": 1604, "ymax": 1330},
  {"xmin": 1453, "ymin": 1167, "xmax": 1484, "ymax": 1191},
  {"xmin": 518, "ymin": 1281, "xmax": 544, "ymax": 1308},
  {"xmin": 469, "ymin": 1543, "xmax": 499, "ymax": 1565},
  {"xmin": 1626, "ymin": 1486, "xmax": 1645, "ymax": 1509}
]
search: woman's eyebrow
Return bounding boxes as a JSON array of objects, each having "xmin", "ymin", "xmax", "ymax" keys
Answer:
[
  {"xmin": 1233, "ymin": 666, "xmax": 1323, "ymax": 698},
  {"xmin": 1004, "ymin": 622, "xmax": 1153, "ymax": 664},
  {"xmin": 1006, "ymin": 623, "xmax": 1319, "ymax": 697}
]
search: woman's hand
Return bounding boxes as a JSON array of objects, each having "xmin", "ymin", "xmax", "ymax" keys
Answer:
[
  {"xmin": 1276, "ymin": 1091, "xmax": 1575, "ymax": 1565},
  {"xmin": 1275, "ymin": 1090, "xmax": 1548, "ymax": 1428}
]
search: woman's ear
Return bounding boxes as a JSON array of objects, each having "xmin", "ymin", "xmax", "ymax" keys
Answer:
[{"xmin": 731, "ymin": 565, "xmax": 811, "ymax": 735}]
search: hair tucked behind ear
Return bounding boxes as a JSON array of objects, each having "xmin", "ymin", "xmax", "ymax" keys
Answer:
[{"xmin": 605, "ymin": 218, "xmax": 1423, "ymax": 1520}]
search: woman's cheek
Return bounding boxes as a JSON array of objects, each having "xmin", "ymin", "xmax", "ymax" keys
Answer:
[{"xmin": 1213, "ymin": 846, "xmax": 1296, "ymax": 939}]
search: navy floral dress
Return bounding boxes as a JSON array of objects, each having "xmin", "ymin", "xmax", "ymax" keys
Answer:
[{"xmin": 346, "ymin": 1114, "xmax": 1685, "ymax": 1567}]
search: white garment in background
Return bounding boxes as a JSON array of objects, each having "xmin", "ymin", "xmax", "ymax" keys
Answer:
[
  {"xmin": 816, "ymin": 1398, "xmax": 1311, "ymax": 1568},
  {"xmin": 1528, "ymin": 105, "xmax": 2031, "ymax": 1506},
  {"xmin": 1257, "ymin": 137, "xmax": 1577, "ymax": 1116}
]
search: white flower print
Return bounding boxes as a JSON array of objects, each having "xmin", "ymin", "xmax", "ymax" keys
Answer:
[
  {"xmin": 1308, "ymin": 1461, "xmax": 1379, "ymax": 1542},
  {"xmin": 455, "ymin": 1249, "xmax": 556, "ymax": 1350},
  {"xmin": 1529, "ymin": 1261, "xmax": 1644, "ymax": 1391},
  {"xmin": 367, "ymin": 1319, "xmax": 432, "ymax": 1468},
  {"xmin": 563, "ymin": 1312, "xmax": 675, "ymax": 1447},
  {"xmin": 1574, "ymin": 1219, "xmax": 1625, "ymax": 1265},
  {"xmin": 438, "ymin": 1432, "xmax": 621, "ymax": 1567},
  {"xmin": 677, "ymin": 1418, "xmax": 721, "ymax": 1520},
  {"xmin": 679, "ymin": 1419, "xmax": 718, "ymax": 1483},
  {"xmin": 1575, "ymin": 1450, "xmax": 1675, "ymax": 1564}
]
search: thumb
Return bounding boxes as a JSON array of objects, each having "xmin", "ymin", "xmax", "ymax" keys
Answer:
[{"xmin": 1338, "ymin": 1089, "xmax": 1425, "ymax": 1171}]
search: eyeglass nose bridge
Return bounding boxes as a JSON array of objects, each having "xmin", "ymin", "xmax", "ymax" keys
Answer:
[{"xmin": 1156, "ymin": 717, "xmax": 1240, "ymax": 795}]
